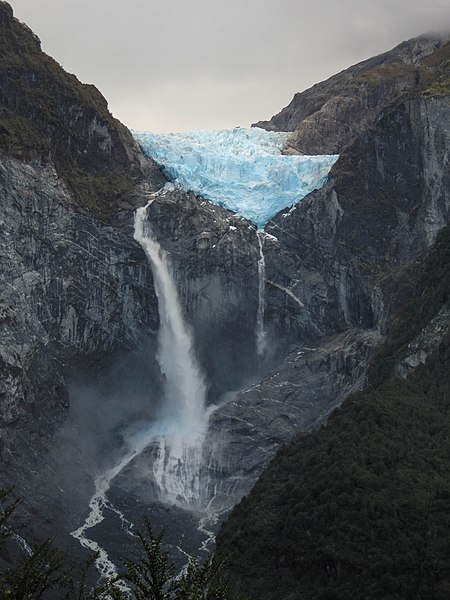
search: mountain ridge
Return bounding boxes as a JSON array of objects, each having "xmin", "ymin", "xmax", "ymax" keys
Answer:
[
  {"xmin": 0, "ymin": 0, "xmax": 165, "ymax": 219},
  {"xmin": 0, "ymin": 8, "xmax": 449, "ymax": 595},
  {"xmin": 254, "ymin": 33, "xmax": 450, "ymax": 155}
]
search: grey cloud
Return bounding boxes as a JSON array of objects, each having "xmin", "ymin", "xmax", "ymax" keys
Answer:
[{"xmin": 10, "ymin": 0, "xmax": 450, "ymax": 132}]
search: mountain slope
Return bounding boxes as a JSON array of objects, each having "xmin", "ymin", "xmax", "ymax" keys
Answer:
[
  {"xmin": 216, "ymin": 224, "xmax": 450, "ymax": 600},
  {"xmin": 0, "ymin": 1, "xmax": 164, "ymax": 217},
  {"xmin": 0, "ymin": 1, "xmax": 167, "ymax": 545},
  {"xmin": 263, "ymin": 92, "xmax": 450, "ymax": 340},
  {"xmin": 0, "ymin": 6, "xmax": 449, "ymax": 584},
  {"xmin": 254, "ymin": 34, "xmax": 450, "ymax": 154}
]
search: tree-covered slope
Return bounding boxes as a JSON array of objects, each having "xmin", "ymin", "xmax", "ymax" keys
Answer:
[{"xmin": 216, "ymin": 225, "xmax": 450, "ymax": 600}]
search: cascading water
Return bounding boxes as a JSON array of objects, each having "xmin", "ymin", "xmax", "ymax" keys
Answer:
[
  {"xmin": 70, "ymin": 130, "xmax": 339, "ymax": 578},
  {"xmin": 135, "ymin": 127, "xmax": 338, "ymax": 362},
  {"xmin": 71, "ymin": 191, "xmax": 210, "ymax": 581},
  {"xmin": 71, "ymin": 447, "xmax": 142, "ymax": 587},
  {"xmin": 134, "ymin": 200, "xmax": 209, "ymax": 510},
  {"xmin": 256, "ymin": 231, "xmax": 267, "ymax": 356}
]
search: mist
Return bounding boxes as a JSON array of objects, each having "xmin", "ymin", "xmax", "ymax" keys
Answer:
[{"xmin": 49, "ymin": 337, "xmax": 163, "ymax": 506}]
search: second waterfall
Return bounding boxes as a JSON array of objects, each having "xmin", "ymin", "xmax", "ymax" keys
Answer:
[
  {"xmin": 134, "ymin": 200, "xmax": 208, "ymax": 511},
  {"xmin": 256, "ymin": 231, "xmax": 267, "ymax": 356}
]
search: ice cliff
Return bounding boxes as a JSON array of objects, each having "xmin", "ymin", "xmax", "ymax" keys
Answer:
[{"xmin": 134, "ymin": 127, "xmax": 338, "ymax": 228}]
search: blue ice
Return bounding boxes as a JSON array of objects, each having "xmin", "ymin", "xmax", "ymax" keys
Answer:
[{"xmin": 134, "ymin": 127, "xmax": 338, "ymax": 229}]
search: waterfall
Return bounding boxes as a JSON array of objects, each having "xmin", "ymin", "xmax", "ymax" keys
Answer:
[
  {"xmin": 71, "ymin": 193, "xmax": 210, "ymax": 582},
  {"xmin": 256, "ymin": 231, "xmax": 267, "ymax": 356},
  {"xmin": 134, "ymin": 201, "xmax": 208, "ymax": 510}
]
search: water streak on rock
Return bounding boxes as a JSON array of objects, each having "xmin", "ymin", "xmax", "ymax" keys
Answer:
[{"xmin": 256, "ymin": 231, "xmax": 267, "ymax": 356}]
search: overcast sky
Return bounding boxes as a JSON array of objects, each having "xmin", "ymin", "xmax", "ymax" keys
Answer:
[{"xmin": 10, "ymin": 0, "xmax": 450, "ymax": 132}]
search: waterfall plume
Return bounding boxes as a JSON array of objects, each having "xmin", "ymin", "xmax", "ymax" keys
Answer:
[{"xmin": 134, "ymin": 200, "xmax": 209, "ymax": 510}]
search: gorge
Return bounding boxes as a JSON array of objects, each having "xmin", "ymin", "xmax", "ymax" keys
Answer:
[
  {"xmin": 0, "ymin": 2, "xmax": 449, "ymax": 596},
  {"xmin": 65, "ymin": 127, "xmax": 341, "ymax": 578}
]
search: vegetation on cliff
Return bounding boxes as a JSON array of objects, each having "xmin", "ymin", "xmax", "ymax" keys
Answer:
[
  {"xmin": 421, "ymin": 41, "xmax": 450, "ymax": 97},
  {"xmin": 255, "ymin": 35, "xmax": 450, "ymax": 154},
  {"xmin": 0, "ymin": 1, "xmax": 159, "ymax": 217},
  {"xmin": 0, "ymin": 4, "xmax": 448, "ymax": 598},
  {"xmin": 216, "ymin": 224, "xmax": 450, "ymax": 600}
]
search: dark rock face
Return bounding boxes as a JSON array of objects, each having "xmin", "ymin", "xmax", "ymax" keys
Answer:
[
  {"xmin": 185, "ymin": 93, "xmax": 449, "ymax": 529},
  {"xmin": 215, "ymin": 225, "xmax": 450, "ymax": 600},
  {"xmin": 143, "ymin": 190, "xmax": 263, "ymax": 395},
  {"xmin": 0, "ymin": 3, "xmax": 168, "ymax": 529},
  {"xmin": 254, "ymin": 35, "xmax": 450, "ymax": 154},
  {"xmin": 0, "ymin": 1, "xmax": 12, "ymax": 26},
  {"xmin": 263, "ymin": 96, "xmax": 450, "ymax": 341},
  {"xmin": 0, "ymin": 157, "xmax": 160, "ymax": 518},
  {"xmin": 132, "ymin": 95, "xmax": 449, "ymax": 529},
  {"xmin": 0, "ymin": 1, "xmax": 165, "ymax": 219},
  {"xmin": 204, "ymin": 328, "xmax": 382, "ymax": 513}
]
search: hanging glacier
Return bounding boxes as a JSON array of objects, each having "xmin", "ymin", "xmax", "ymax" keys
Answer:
[{"xmin": 134, "ymin": 127, "xmax": 339, "ymax": 228}]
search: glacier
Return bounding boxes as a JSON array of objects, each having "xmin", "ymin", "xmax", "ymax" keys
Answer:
[{"xmin": 134, "ymin": 127, "xmax": 339, "ymax": 228}]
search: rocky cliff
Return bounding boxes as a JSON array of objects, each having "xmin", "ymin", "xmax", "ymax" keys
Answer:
[
  {"xmin": 0, "ymin": 3, "xmax": 449, "ymax": 586},
  {"xmin": 0, "ymin": 156, "xmax": 162, "ymax": 521},
  {"xmin": 262, "ymin": 94, "xmax": 450, "ymax": 340},
  {"xmin": 141, "ymin": 190, "xmax": 262, "ymax": 396},
  {"xmin": 0, "ymin": 0, "xmax": 165, "ymax": 220},
  {"xmin": 255, "ymin": 34, "xmax": 450, "ymax": 154},
  {"xmin": 216, "ymin": 224, "xmax": 450, "ymax": 600},
  {"xmin": 122, "ymin": 91, "xmax": 449, "ymax": 534},
  {"xmin": 0, "ymin": 1, "xmax": 168, "ymax": 541},
  {"xmin": 213, "ymin": 33, "xmax": 450, "ymax": 600}
]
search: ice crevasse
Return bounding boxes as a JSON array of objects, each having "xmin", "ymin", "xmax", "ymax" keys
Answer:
[{"xmin": 134, "ymin": 127, "xmax": 339, "ymax": 229}]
